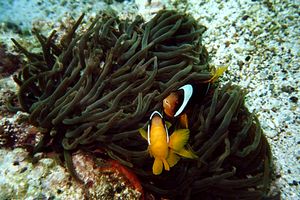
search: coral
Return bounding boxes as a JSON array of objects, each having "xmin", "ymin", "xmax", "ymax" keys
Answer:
[
  {"xmin": 0, "ymin": 43, "xmax": 22, "ymax": 78},
  {"xmin": 0, "ymin": 114, "xmax": 42, "ymax": 150},
  {"xmin": 72, "ymin": 151, "xmax": 143, "ymax": 199},
  {"xmin": 9, "ymin": 10, "xmax": 273, "ymax": 199}
]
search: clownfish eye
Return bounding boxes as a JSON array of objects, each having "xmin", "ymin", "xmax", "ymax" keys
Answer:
[{"xmin": 163, "ymin": 99, "xmax": 170, "ymax": 107}]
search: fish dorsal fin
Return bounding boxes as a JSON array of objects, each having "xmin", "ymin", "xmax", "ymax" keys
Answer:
[
  {"xmin": 148, "ymin": 111, "xmax": 169, "ymax": 144},
  {"xmin": 174, "ymin": 84, "xmax": 193, "ymax": 117}
]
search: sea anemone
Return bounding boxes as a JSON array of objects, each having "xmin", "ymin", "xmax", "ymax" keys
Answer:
[{"xmin": 9, "ymin": 10, "xmax": 274, "ymax": 199}]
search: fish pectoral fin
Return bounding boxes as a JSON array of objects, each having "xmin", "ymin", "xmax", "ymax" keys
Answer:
[
  {"xmin": 162, "ymin": 159, "xmax": 170, "ymax": 171},
  {"xmin": 179, "ymin": 114, "xmax": 189, "ymax": 129},
  {"xmin": 138, "ymin": 128, "xmax": 147, "ymax": 141},
  {"xmin": 165, "ymin": 121, "xmax": 172, "ymax": 129},
  {"xmin": 167, "ymin": 150, "xmax": 180, "ymax": 167},
  {"xmin": 175, "ymin": 147, "xmax": 198, "ymax": 159},
  {"xmin": 169, "ymin": 129, "xmax": 190, "ymax": 151},
  {"xmin": 153, "ymin": 158, "xmax": 163, "ymax": 175}
]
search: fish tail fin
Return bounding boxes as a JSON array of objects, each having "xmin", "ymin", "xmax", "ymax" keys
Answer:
[
  {"xmin": 162, "ymin": 159, "xmax": 170, "ymax": 171},
  {"xmin": 153, "ymin": 158, "xmax": 163, "ymax": 175},
  {"xmin": 167, "ymin": 150, "xmax": 180, "ymax": 167}
]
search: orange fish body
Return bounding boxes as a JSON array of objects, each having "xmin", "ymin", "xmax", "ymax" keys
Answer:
[{"xmin": 148, "ymin": 111, "xmax": 170, "ymax": 175}]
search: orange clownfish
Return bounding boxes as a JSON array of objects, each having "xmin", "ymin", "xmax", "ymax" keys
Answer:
[
  {"xmin": 163, "ymin": 65, "xmax": 227, "ymax": 128},
  {"xmin": 139, "ymin": 111, "xmax": 198, "ymax": 175},
  {"xmin": 163, "ymin": 84, "xmax": 194, "ymax": 128}
]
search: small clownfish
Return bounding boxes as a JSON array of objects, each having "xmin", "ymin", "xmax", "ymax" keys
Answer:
[
  {"xmin": 163, "ymin": 84, "xmax": 194, "ymax": 129},
  {"xmin": 162, "ymin": 66, "xmax": 228, "ymax": 128},
  {"xmin": 146, "ymin": 111, "xmax": 170, "ymax": 175},
  {"xmin": 139, "ymin": 111, "xmax": 198, "ymax": 175}
]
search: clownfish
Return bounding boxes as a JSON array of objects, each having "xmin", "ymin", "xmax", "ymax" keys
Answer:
[
  {"xmin": 163, "ymin": 66, "xmax": 227, "ymax": 128},
  {"xmin": 139, "ymin": 111, "xmax": 197, "ymax": 175},
  {"xmin": 163, "ymin": 84, "xmax": 195, "ymax": 129}
]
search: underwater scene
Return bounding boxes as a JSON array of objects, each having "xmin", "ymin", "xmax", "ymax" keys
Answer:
[{"xmin": 0, "ymin": 0, "xmax": 299, "ymax": 199}]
